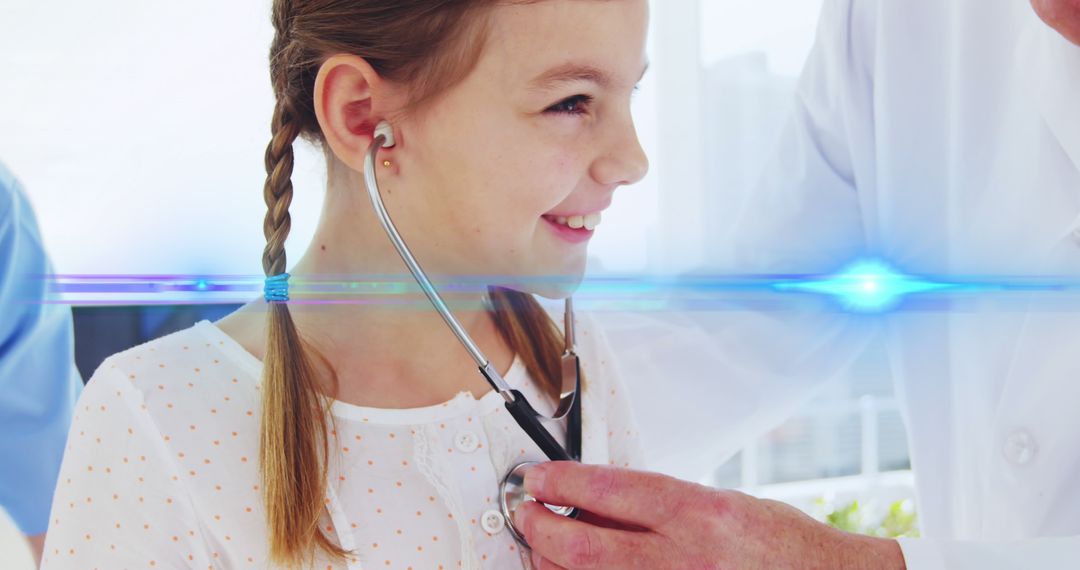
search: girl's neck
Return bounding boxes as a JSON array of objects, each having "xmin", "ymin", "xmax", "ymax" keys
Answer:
[{"xmin": 217, "ymin": 178, "xmax": 515, "ymax": 408}]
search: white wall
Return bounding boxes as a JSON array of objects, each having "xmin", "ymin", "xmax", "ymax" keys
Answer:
[
  {"xmin": 701, "ymin": 0, "xmax": 825, "ymax": 75},
  {"xmin": 1, "ymin": 2, "xmax": 280, "ymax": 277}
]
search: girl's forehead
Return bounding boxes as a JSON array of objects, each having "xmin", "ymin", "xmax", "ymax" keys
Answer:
[{"xmin": 477, "ymin": 0, "xmax": 649, "ymax": 90}]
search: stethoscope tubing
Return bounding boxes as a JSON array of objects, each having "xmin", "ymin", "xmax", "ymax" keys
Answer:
[
  {"xmin": 363, "ymin": 133, "xmax": 516, "ymax": 399},
  {"xmin": 361, "ymin": 131, "xmax": 578, "ymax": 462},
  {"xmin": 361, "ymin": 130, "xmax": 582, "ymax": 548}
]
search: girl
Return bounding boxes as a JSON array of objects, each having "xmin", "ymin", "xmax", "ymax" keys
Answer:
[{"xmin": 42, "ymin": 0, "xmax": 649, "ymax": 568}]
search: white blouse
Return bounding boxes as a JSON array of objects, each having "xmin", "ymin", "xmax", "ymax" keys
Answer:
[{"xmin": 41, "ymin": 316, "xmax": 643, "ymax": 569}]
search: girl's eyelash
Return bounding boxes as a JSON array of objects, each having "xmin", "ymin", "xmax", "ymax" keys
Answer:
[{"xmin": 546, "ymin": 94, "xmax": 593, "ymax": 115}]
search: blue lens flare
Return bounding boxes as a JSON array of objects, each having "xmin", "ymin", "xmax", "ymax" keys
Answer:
[
  {"xmin": 28, "ymin": 261, "xmax": 1080, "ymax": 313},
  {"xmin": 772, "ymin": 260, "xmax": 966, "ymax": 313}
]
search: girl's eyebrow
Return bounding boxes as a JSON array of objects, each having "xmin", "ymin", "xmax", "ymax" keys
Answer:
[
  {"xmin": 530, "ymin": 61, "xmax": 650, "ymax": 91},
  {"xmin": 532, "ymin": 63, "xmax": 611, "ymax": 90}
]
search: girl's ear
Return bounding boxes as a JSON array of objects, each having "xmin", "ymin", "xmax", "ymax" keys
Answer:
[{"xmin": 314, "ymin": 55, "xmax": 399, "ymax": 171}]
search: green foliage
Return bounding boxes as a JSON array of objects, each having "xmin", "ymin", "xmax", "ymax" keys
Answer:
[{"xmin": 815, "ymin": 498, "xmax": 920, "ymax": 538}]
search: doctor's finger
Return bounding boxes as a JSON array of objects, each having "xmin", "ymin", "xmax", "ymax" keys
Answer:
[
  {"xmin": 524, "ymin": 462, "xmax": 705, "ymax": 531},
  {"xmin": 516, "ymin": 501, "xmax": 663, "ymax": 570},
  {"xmin": 531, "ymin": 551, "xmax": 568, "ymax": 570}
]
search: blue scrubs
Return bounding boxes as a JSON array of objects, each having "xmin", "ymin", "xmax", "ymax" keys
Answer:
[{"xmin": 0, "ymin": 162, "xmax": 82, "ymax": 535}]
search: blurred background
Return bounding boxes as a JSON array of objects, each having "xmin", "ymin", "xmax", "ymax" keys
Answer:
[{"xmin": 0, "ymin": 0, "xmax": 915, "ymax": 566}]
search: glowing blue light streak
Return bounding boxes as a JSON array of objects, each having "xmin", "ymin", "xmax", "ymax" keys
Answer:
[
  {"xmin": 772, "ymin": 260, "xmax": 970, "ymax": 313},
  {"xmin": 29, "ymin": 262, "xmax": 1080, "ymax": 312}
]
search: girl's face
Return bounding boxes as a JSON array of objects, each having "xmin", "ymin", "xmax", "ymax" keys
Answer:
[{"xmin": 387, "ymin": 0, "xmax": 649, "ymax": 298}]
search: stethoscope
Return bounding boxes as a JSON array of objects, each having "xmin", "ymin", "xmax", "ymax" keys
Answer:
[{"xmin": 363, "ymin": 120, "xmax": 581, "ymax": 548}]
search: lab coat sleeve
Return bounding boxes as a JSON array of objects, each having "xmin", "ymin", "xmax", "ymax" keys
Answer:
[
  {"xmin": 733, "ymin": 0, "xmax": 876, "ymax": 272},
  {"xmin": 0, "ymin": 164, "xmax": 83, "ymax": 535},
  {"xmin": 898, "ymin": 536, "xmax": 1080, "ymax": 570},
  {"xmin": 608, "ymin": 0, "xmax": 881, "ymax": 481},
  {"xmin": 739, "ymin": 3, "xmax": 1080, "ymax": 567},
  {"xmin": 40, "ymin": 362, "xmax": 214, "ymax": 569}
]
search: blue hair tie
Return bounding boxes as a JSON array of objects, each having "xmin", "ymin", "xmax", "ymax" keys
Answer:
[{"xmin": 264, "ymin": 273, "xmax": 290, "ymax": 303}]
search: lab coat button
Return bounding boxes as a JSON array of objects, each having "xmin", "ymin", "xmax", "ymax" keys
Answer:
[
  {"xmin": 481, "ymin": 509, "xmax": 505, "ymax": 534},
  {"xmin": 455, "ymin": 432, "xmax": 480, "ymax": 453},
  {"xmin": 1003, "ymin": 429, "xmax": 1038, "ymax": 465}
]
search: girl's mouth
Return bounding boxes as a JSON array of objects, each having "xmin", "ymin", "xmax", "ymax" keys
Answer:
[{"xmin": 541, "ymin": 212, "xmax": 601, "ymax": 244}]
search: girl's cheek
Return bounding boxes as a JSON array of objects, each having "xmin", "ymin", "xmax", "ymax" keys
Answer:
[{"xmin": 554, "ymin": 154, "xmax": 571, "ymax": 173}]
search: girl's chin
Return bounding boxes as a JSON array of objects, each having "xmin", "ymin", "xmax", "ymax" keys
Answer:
[
  {"xmin": 513, "ymin": 275, "xmax": 585, "ymax": 300},
  {"xmin": 480, "ymin": 249, "xmax": 587, "ymax": 298},
  {"xmin": 530, "ymin": 283, "xmax": 580, "ymax": 300}
]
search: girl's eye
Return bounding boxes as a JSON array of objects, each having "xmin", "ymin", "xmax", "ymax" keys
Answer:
[{"xmin": 546, "ymin": 94, "xmax": 593, "ymax": 115}]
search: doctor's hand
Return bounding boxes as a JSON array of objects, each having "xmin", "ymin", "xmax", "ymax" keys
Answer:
[{"xmin": 514, "ymin": 462, "xmax": 906, "ymax": 570}]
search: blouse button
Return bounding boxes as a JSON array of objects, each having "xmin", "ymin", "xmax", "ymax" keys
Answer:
[
  {"xmin": 1002, "ymin": 428, "xmax": 1037, "ymax": 466},
  {"xmin": 455, "ymin": 432, "xmax": 480, "ymax": 453},
  {"xmin": 481, "ymin": 509, "xmax": 506, "ymax": 535}
]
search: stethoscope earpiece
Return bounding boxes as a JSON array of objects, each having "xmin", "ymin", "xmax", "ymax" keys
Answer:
[{"xmin": 374, "ymin": 120, "xmax": 396, "ymax": 148}]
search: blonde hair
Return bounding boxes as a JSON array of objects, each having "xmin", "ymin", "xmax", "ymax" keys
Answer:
[{"xmin": 261, "ymin": 1, "xmax": 576, "ymax": 565}]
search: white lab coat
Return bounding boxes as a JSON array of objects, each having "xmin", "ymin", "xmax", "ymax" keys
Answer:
[{"xmin": 730, "ymin": 0, "xmax": 1080, "ymax": 567}]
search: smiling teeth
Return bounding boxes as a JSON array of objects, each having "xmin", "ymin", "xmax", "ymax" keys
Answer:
[{"xmin": 553, "ymin": 213, "xmax": 601, "ymax": 230}]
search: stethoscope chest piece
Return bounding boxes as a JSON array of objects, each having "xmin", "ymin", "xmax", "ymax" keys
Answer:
[{"xmin": 500, "ymin": 461, "xmax": 578, "ymax": 547}]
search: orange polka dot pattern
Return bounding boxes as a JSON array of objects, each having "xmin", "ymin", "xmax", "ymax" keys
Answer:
[{"xmin": 40, "ymin": 317, "xmax": 643, "ymax": 569}]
